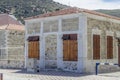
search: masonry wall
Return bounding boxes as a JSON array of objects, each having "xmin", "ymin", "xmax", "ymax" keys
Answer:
[
  {"xmin": 45, "ymin": 34, "xmax": 57, "ymax": 69},
  {"xmin": 27, "ymin": 22, "xmax": 41, "ymax": 34},
  {"xmin": 0, "ymin": 30, "xmax": 6, "ymax": 47},
  {"xmin": 0, "ymin": 30, "xmax": 7, "ymax": 68},
  {"xmin": 6, "ymin": 30, "xmax": 25, "ymax": 68},
  {"xmin": 86, "ymin": 17, "xmax": 120, "ymax": 73}
]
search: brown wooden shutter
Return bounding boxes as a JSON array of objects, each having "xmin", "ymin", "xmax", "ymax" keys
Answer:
[
  {"xmin": 63, "ymin": 40, "xmax": 69, "ymax": 61},
  {"xmin": 107, "ymin": 36, "xmax": 113, "ymax": 59},
  {"xmin": 70, "ymin": 40, "xmax": 78, "ymax": 61},
  {"xmin": 28, "ymin": 41, "xmax": 40, "ymax": 59},
  {"xmin": 93, "ymin": 35, "xmax": 100, "ymax": 60},
  {"xmin": 63, "ymin": 34, "xmax": 78, "ymax": 61}
]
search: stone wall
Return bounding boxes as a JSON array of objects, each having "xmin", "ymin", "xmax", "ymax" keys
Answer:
[
  {"xmin": 7, "ymin": 30, "xmax": 24, "ymax": 47},
  {"xmin": 86, "ymin": 18, "xmax": 120, "ymax": 73},
  {"xmin": 27, "ymin": 22, "xmax": 41, "ymax": 34},
  {"xmin": 7, "ymin": 30, "xmax": 24, "ymax": 68},
  {"xmin": 0, "ymin": 30, "xmax": 6, "ymax": 47},
  {"xmin": 26, "ymin": 58, "xmax": 40, "ymax": 72},
  {"xmin": 62, "ymin": 18, "xmax": 79, "ymax": 31},
  {"xmin": 63, "ymin": 61, "xmax": 77, "ymax": 71},
  {"xmin": 43, "ymin": 20, "xmax": 58, "ymax": 32},
  {"xmin": 45, "ymin": 34, "xmax": 57, "ymax": 69},
  {"xmin": 0, "ymin": 30, "xmax": 7, "ymax": 68}
]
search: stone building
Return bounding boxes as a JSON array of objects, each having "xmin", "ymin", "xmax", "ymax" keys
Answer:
[
  {"xmin": 0, "ymin": 14, "xmax": 25, "ymax": 68},
  {"xmin": 25, "ymin": 7, "xmax": 120, "ymax": 73}
]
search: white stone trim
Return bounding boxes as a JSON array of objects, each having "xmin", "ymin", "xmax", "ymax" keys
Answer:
[
  {"xmin": 26, "ymin": 12, "xmax": 120, "ymax": 24},
  {"xmin": 27, "ymin": 33, "xmax": 40, "ymax": 37},
  {"xmin": 77, "ymin": 14, "xmax": 87, "ymax": 73},
  {"xmin": 61, "ymin": 31, "xmax": 79, "ymax": 34},
  {"xmin": 40, "ymin": 21, "xmax": 45, "ymax": 69},
  {"xmin": 44, "ymin": 32, "xmax": 58, "ymax": 36},
  {"xmin": 25, "ymin": 13, "xmax": 82, "ymax": 23},
  {"xmin": 57, "ymin": 18, "xmax": 63, "ymax": 69},
  {"xmin": 25, "ymin": 22, "xmax": 28, "ymax": 68}
]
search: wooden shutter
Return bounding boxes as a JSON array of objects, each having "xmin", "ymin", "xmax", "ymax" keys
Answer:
[
  {"xmin": 63, "ymin": 34, "xmax": 78, "ymax": 61},
  {"xmin": 28, "ymin": 41, "xmax": 40, "ymax": 59},
  {"xmin": 107, "ymin": 36, "xmax": 113, "ymax": 59},
  {"xmin": 69, "ymin": 40, "xmax": 78, "ymax": 61},
  {"xmin": 63, "ymin": 40, "xmax": 69, "ymax": 61},
  {"xmin": 93, "ymin": 35, "xmax": 100, "ymax": 60}
]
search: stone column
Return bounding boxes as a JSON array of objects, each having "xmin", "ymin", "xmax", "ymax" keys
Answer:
[
  {"xmin": 40, "ymin": 21, "xmax": 45, "ymax": 69},
  {"xmin": 77, "ymin": 14, "xmax": 87, "ymax": 73},
  {"xmin": 57, "ymin": 18, "xmax": 63, "ymax": 69},
  {"xmin": 24, "ymin": 22, "xmax": 28, "ymax": 68}
]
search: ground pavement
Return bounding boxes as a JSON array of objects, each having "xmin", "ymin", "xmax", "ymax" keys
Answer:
[{"xmin": 0, "ymin": 69, "xmax": 120, "ymax": 80}]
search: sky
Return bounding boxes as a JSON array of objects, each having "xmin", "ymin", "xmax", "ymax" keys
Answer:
[{"xmin": 53, "ymin": 0, "xmax": 120, "ymax": 10}]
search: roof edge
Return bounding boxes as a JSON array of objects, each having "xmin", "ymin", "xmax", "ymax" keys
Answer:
[{"xmin": 24, "ymin": 7, "xmax": 120, "ymax": 21}]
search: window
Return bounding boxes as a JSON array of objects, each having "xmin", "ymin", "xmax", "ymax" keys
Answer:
[
  {"xmin": 93, "ymin": 35, "xmax": 100, "ymax": 60},
  {"xmin": 107, "ymin": 36, "xmax": 113, "ymax": 59},
  {"xmin": 28, "ymin": 36, "xmax": 40, "ymax": 59},
  {"xmin": 63, "ymin": 34, "xmax": 78, "ymax": 61}
]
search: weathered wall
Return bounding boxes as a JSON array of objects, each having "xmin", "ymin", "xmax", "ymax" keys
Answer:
[
  {"xmin": 27, "ymin": 22, "xmax": 41, "ymax": 34},
  {"xmin": 0, "ymin": 30, "xmax": 7, "ymax": 68},
  {"xmin": 63, "ymin": 62, "xmax": 77, "ymax": 71},
  {"xmin": 45, "ymin": 34, "xmax": 57, "ymax": 69},
  {"xmin": 0, "ymin": 30, "xmax": 6, "ymax": 47},
  {"xmin": 7, "ymin": 30, "xmax": 24, "ymax": 47},
  {"xmin": 62, "ymin": 18, "xmax": 79, "ymax": 31},
  {"xmin": 7, "ymin": 30, "xmax": 25, "ymax": 68},
  {"xmin": 43, "ymin": 20, "xmax": 58, "ymax": 32},
  {"xmin": 26, "ymin": 58, "xmax": 40, "ymax": 72},
  {"xmin": 0, "ymin": 30, "xmax": 7, "ymax": 60},
  {"xmin": 86, "ymin": 18, "xmax": 120, "ymax": 73}
]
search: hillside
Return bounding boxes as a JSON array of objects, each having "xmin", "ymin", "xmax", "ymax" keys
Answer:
[
  {"xmin": 0, "ymin": 0, "xmax": 120, "ymax": 24},
  {"xmin": 96, "ymin": 9, "xmax": 120, "ymax": 18},
  {"xmin": 0, "ymin": 0, "xmax": 67, "ymax": 24}
]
